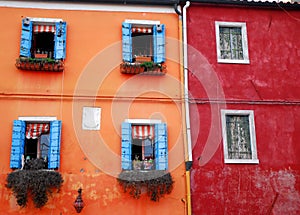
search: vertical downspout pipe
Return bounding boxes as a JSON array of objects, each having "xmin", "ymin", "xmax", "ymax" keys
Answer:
[
  {"xmin": 182, "ymin": 1, "xmax": 192, "ymax": 215},
  {"xmin": 183, "ymin": 1, "xmax": 192, "ymax": 167}
]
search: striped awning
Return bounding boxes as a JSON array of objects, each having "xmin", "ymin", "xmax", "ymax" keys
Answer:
[
  {"xmin": 33, "ymin": 25, "xmax": 55, "ymax": 33},
  {"xmin": 132, "ymin": 125, "xmax": 154, "ymax": 140},
  {"xmin": 132, "ymin": 27, "xmax": 152, "ymax": 34},
  {"xmin": 26, "ymin": 123, "xmax": 50, "ymax": 139}
]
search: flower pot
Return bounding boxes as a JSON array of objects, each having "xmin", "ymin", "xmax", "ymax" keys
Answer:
[
  {"xmin": 35, "ymin": 53, "xmax": 48, "ymax": 58},
  {"xmin": 135, "ymin": 56, "xmax": 151, "ymax": 62}
]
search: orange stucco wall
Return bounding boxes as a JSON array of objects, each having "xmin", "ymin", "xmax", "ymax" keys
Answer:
[{"xmin": 0, "ymin": 3, "xmax": 186, "ymax": 214}]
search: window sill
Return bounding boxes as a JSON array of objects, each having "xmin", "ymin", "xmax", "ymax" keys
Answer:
[
  {"xmin": 217, "ymin": 58, "xmax": 250, "ymax": 64},
  {"xmin": 120, "ymin": 62, "xmax": 166, "ymax": 76},
  {"xmin": 225, "ymin": 158, "xmax": 259, "ymax": 164},
  {"xmin": 15, "ymin": 57, "xmax": 64, "ymax": 72}
]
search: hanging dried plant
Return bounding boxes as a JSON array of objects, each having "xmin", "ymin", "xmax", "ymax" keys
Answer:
[
  {"xmin": 117, "ymin": 170, "xmax": 174, "ymax": 201},
  {"xmin": 6, "ymin": 158, "xmax": 63, "ymax": 208}
]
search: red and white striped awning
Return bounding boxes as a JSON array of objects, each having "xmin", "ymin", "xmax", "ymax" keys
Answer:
[
  {"xmin": 132, "ymin": 27, "xmax": 152, "ymax": 34},
  {"xmin": 26, "ymin": 123, "xmax": 50, "ymax": 139},
  {"xmin": 132, "ymin": 125, "xmax": 154, "ymax": 140},
  {"xmin": 33, "ymin": 25, "xmax": 55, "ymax": 33}
]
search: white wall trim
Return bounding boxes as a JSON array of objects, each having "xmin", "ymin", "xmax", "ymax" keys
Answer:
[
  {"xmin": 18, "ymin": 116, "xmax": 57, "ymax": 122},
  {"xmin": 28, "ymin": 17, "xmax": 63, "ymax": 23},
  {"xmin": 124, "ymin": 19, "xmax": 160, "ymax": 25},
  {"xmin": 220, "ymin": 109, "xmax": 259, "ymax": 164},
  {"xmin": 215, "ymin": 21, "xmax": 250, "ymax": 64},
  {"xmin": 125, "ymin": 119, "xmax": 162, "ymax": 124},
  {"xmin": 0, "ymin": 1, "xmax": 175, "ymax": 13}
]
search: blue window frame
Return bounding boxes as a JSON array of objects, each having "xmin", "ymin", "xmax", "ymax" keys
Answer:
[
  {"xmin": 10, "ymin": 120, "xmax": 62, "ymax": 169},
  {"xmin": 121, "ymin": 122, "xmax": 168, "ymax": 171},
  {"xmin": 19, "ymin": 17, "xmax": 67, "ymax": 60},
  {"xmin": 122, "ymin": 22, "xmax": 165, "ymax": 63}
]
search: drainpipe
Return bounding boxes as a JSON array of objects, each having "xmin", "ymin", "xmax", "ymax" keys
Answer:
[{"xmin": 180, "ymin": 1, "xmax": 192, "ymax": 215}]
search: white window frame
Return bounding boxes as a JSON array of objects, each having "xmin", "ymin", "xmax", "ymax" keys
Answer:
[
  {"xmin": 215, "ymin": 21, "xmax": 250, "ymax": 64},
  {"xmin": 18, "ymin": 116, "xmax": 57, "ymax": 122},
  {"xmin": 221, "ymin": 110, "xmax": 259, "ymax": 164}
]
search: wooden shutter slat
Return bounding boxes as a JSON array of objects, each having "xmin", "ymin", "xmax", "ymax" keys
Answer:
[
  {"xmin": 154, "ymin": 123, "xmax": 168, "ymax": 170},
  {"xmin": 153, "ymin": 24, "xmax": 165, "ymax": 63},
  {"xmin": 10, "ymin": 120, "xmax": 26, "ymax": 168},
  {"xmin": 48, "ymin": 120, "xmax": 62, "ymax": 169},
  {"xmin": 54, "ymin": 22, "xmax": 67, "ymax": 60},
  {"xmin": 122, "ymin": 22, "xmax": 133, "ymax": 62},
  {"xmin": 121, "ymin": 122, "xmax": 132, "ymax": 170},
  {"xmin": 20, "ymin": 18, "xmax": 33, "ymax": 57}
]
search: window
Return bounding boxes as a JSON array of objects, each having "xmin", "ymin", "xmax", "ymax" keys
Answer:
[
  {"xmin": 215, "ymin": 21, "xmax": 249, "ymax": 64},
  {"xmin": 121, "ymin": 120, "xmax": 168, "ymax": 170},
  {"xmin": 19, "ymin": 17, "xmax": 67, "ymax": 60},
  {"xmin": 10, "ymin": 118, "xmax": 62, "ymax": 169},
  {"xmin": 221, "ymin": 110, "xmax": 259, "ymax": 164},
  {"xmin": 122, "ymin": 20, "xmax": 165, "ymax": 63}
]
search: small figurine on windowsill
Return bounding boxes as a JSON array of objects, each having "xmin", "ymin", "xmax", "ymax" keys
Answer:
[
  {"xmin": 143, "ymin": 158, "xmax": 154, "ymax": 170},
  {"xmin": 132, "ymin": 155, "xmax": 142, "ymax": 170}
]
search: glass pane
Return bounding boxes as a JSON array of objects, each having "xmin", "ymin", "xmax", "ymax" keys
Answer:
[
  {"xmin": 40, "ymin": 134, "xmax": 50, "ymax": 160},
  {"xmin": 132, "ymin": 33, "xmax": 152, "ymax": 57},
  {"xmin": 219, "ymin": 27, "xmax": 243, "ymax": 60},
  {"xmin": 226, "ymin": 115, "xmax": 252, "ymax": 159}
]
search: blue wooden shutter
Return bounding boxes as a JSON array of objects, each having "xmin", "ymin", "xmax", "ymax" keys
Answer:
[
  {"xmin": 48, "ymin": 120, "xmax": 62, "ymax": 169},
  {"xmin": 122, "ymin": 22, "xmax": 132, "ymax": 62},
  {"xmin": 154, "ymin": 123, "xmax": 168, "ymax": 170},
  {"xmin": 153, "ymin": 24, "xmax": 165, "ymax": 63},
  {"xmin": 54, "ymin": 22, "xmax": 67, "ymax": 60},
  {"xmin": 10, "ymin": 120, "xmax": 26, "ymax": 168},
  {"xmin": 20, "ymin": 18, "xmax": 33, "ymax": 57},
  {"xmin": 121, "ymin": 122, "xmax": 132, "ymax": 170}
]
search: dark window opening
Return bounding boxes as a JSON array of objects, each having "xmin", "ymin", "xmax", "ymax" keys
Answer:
[
  {"xmin": 132, "ymin": 138, "xmax": 155, "ymax": 170},
  {"xmin": 24, "ymin": 138, "xmax": 38, "ymax": 160},
  {"xmin": 40, "ymin": 134, "xmax": 50, "ymax": 160},
  {"xmin": 132, "ymin": 32, "xmax": 153, "ymax": 60},
  {"xmin": 32, "ymin": 32, "xmax": 55, "ymax": 58}
]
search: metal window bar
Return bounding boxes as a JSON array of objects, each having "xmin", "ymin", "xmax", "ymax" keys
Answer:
[
  {"xmin": 226, "ymin": 115, "xmax": 252, "ymax": 159},
  {"xmin": 220, "ymin": 27, "xmax": 243, "ymax": 60}
]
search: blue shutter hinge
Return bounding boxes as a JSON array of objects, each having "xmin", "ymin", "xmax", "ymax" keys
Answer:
[{"xmin": 24, "ymin": 17, "xmax": 30, "ymax": 26}]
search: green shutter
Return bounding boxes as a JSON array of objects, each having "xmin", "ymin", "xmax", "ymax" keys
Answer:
[
  {"xmin": 54, "ymin": 22, "xmax": 67, "ymax": 60},
  {"xmin": 154, "ymin": 123, "xmax": 168, "ymax": 170},
  {"xmin": 48, "ymin": 120, "xmax": 62, "ymax": 169},
  {"xmin": 20, "ymin": 18, "xmax": 33, "ymax": 57},
  {"xmin": 153, "ymin": 24, "xmax": 165, "ymax": 63},
  {"xmin": 122, "ymin": 22, "xmax": 132, "ymax": 62},
  {"xmin": 121, "ymin": 122, "xmax": 132, "ymax": 170},
  {"xmin": 10, "ymin": 120, "xmax": 26, "ymax": 169}
]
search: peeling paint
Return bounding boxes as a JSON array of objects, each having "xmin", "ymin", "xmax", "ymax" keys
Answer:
[{"xmin": 102, "ymin": 186, "xmax": 121, "ymax": 206}]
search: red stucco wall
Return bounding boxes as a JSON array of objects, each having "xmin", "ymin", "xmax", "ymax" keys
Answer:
[{"xmin": 187, "ymin": 4, "xmax": 300, "ymax": 214}]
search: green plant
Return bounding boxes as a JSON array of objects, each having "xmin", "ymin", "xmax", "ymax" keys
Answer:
[
  {"xmin": 140, "ymin": 61, "xmax": 154, "ymax": 70},
  {"xmin": 117, "ymin": 170, "xmax": 174, "ymax": 201},
  {"xmin": 6, "ymin": 158, "xmax": 63, "ymax": 208}
]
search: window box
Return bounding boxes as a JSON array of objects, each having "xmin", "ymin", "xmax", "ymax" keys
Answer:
[
  {"xmin": 117, "ymin": 170, "xmax": 173, "ymax": 201},
  {"xmin": 120, "ymin": 62, "xmax": 166, "ymax": 75},
  {"xmin": 6, "ymin": 159, "xmax": 63, "ymax": 208},
  {"xmin": 15, "ymin": 57, "xmax": 64, "ymax": 72}
]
